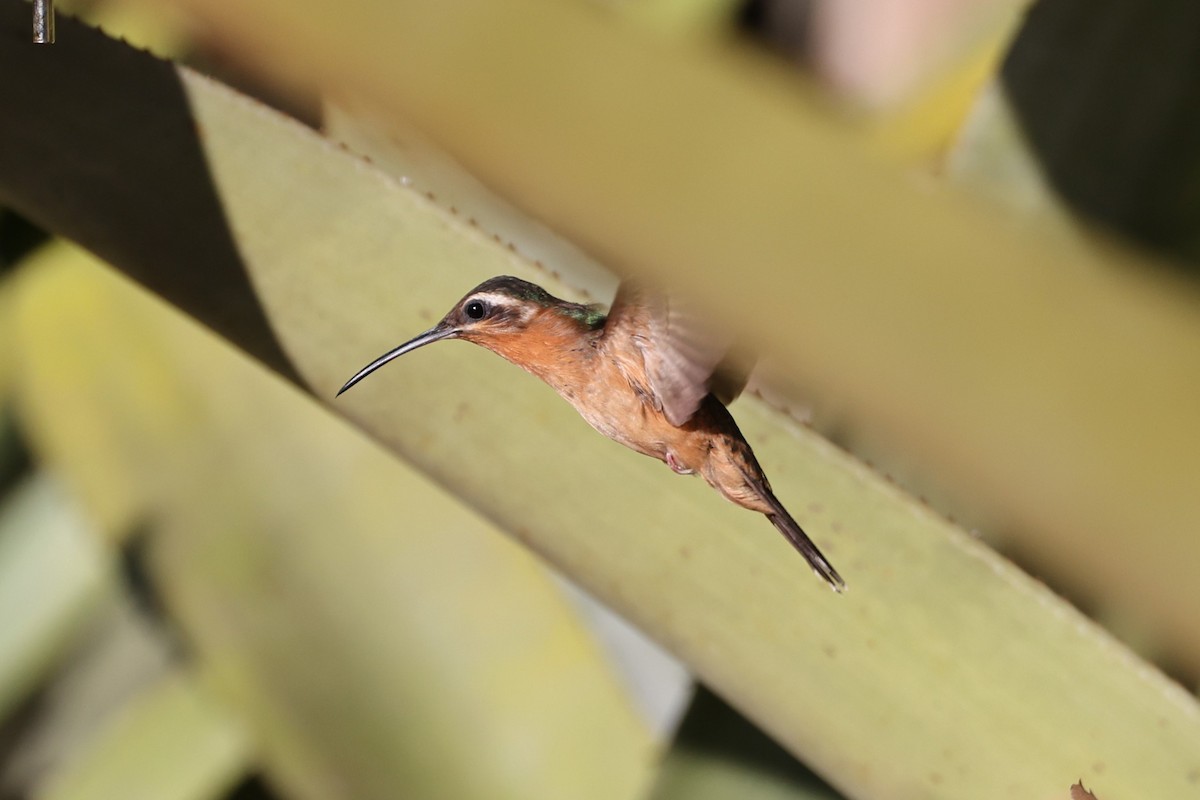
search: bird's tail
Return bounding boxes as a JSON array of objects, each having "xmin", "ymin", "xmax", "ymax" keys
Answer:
[{"xmin": 764, "ymin": 496, "xmax": 846, "ymax": 593}]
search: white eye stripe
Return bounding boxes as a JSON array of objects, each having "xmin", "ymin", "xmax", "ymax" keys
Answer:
[
  {"xmin": 465, "ymin": 293, "xmax": 534, "ymax": 322},
  {"xmin": 470, "ymin": 292, "xmax": 514, "ymax": 307}
]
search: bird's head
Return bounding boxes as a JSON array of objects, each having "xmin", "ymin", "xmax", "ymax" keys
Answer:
[{"xmin": 337, "ymin": 276, "xmax": 599, "ymax": 396}]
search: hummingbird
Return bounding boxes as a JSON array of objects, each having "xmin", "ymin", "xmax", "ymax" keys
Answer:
[{"xmin": 338, "ymin": 276, "xmax": 845, "ymax": 591}]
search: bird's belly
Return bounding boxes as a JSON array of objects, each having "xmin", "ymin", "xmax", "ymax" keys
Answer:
[
  {"xmin": 576, "ymin": 404, "xmax": 660, "ymax": 458},
  {"xmin": 572, "ymin": 393, "xmax": 703, "ymax": 473}
]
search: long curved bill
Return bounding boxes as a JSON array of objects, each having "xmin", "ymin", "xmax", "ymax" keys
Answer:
[{"xmin": 336, "ymin": 323, "xmax": 458, "ymax": 396}]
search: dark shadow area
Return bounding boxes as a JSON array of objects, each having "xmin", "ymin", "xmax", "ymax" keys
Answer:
[
  {"xmin": 118, "ymin": 522, "xmax": 195, "ymax": 662},
  {"xmin": 224, "ymin": 773, "xmax": 288, "ymax": 800},
  {"xmin": 118, "ymin": 525, "xmax": 173, "ymax": 631},
  {"xmin": 0, "ymin": 211, "xmax": 49, "ymax": 272},
  {"xmin": 0, "ymin": 686, "xmax": 48, "ymax": 799},
  {"xmin": 660, "ymin": 684, "xmax": 843, "ymax": 798},
  {"xmin": 737, "ymin": 0, "xmax": 815, "ymax": 64},
  {"xmin": 1003, "ymin": 0, "xmax": 1200, "ymax": 271},
  {"xmin": 0, "ymin": 0, "xmax": 303, "ymax": 384},
  {"xmin": 0, "ymin": 412, "xmax": 33, "ymax": 501}
]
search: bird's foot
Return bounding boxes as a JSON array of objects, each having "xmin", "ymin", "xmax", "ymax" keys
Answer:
[{"xmin": 666, "ymin": 452, "xmax": 694, "ymax": 475}]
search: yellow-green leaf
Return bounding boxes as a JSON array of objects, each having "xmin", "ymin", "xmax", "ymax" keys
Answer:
[{"xmin": 11, "ymin": 244, "xmax": 656, "ymax": 800}]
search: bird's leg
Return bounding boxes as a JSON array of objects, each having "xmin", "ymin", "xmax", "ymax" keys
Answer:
[{"xmin": 666, "ymin": 451, "xmax": 694, "ymax": 475}]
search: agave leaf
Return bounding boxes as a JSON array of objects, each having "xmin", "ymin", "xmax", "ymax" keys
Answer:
[
  {"xmin": 129, "ymin": 0, "xmax": 1200, "ymax": 671},
  {"xmin": 37, "ymin": 671, "xmax": 252, "ymax": 800},
  {"xmin": 0, "ymin": 9, "xmax": 1197, "ymax": 800},
  {"xmin": 10, "ymin": 245, "xmax": 656, "ymax": 800}
]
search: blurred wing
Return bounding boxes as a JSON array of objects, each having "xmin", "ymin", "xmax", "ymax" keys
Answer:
[{"xmin": 606, "ymin": 281, "xmax": 749, "ymax": 426}]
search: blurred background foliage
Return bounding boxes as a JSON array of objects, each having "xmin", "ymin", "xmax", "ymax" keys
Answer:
[{"xmin": 2, "ymin": 1, "xmax": 1199, "ymax": 799}]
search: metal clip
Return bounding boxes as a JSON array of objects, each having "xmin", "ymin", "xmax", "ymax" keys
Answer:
[{"xmin": 33, "ymin": 0, "xmax": 55, "ymax": 43}]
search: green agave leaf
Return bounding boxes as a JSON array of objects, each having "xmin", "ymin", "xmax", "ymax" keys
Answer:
[
  {"xmin": 0, "ymin": 9, "xmax": 1197, "ymax": 800},
  {"xmin": 140, "ymin": 0, "xmax": 1200, "ymax": 670},
  {"xmin": 10, "ymin": 246, "xmax": 656, "ymax": 800},
  {"xmin": 37, "ymin": 672, "xmax": 251, "ymax": 800}
]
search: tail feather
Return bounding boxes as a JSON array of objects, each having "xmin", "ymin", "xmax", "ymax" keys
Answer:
[
  {"xmin": 765, "ymin": 505, "xmax": 846, "ymax": 593},
  {"xmin": 708, "ymin": 410, "xmax": 845, "ymax": 591}
]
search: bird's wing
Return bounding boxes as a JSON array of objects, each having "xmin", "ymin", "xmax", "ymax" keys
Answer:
[{"xmin": 605, "ymin": 280, "xmax": 751, "ymax": 426}]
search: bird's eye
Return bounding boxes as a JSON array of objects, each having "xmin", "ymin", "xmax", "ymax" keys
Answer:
[{"xmin": 465, "ymin": 300, "xmax": 487, "ymax": 320}]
